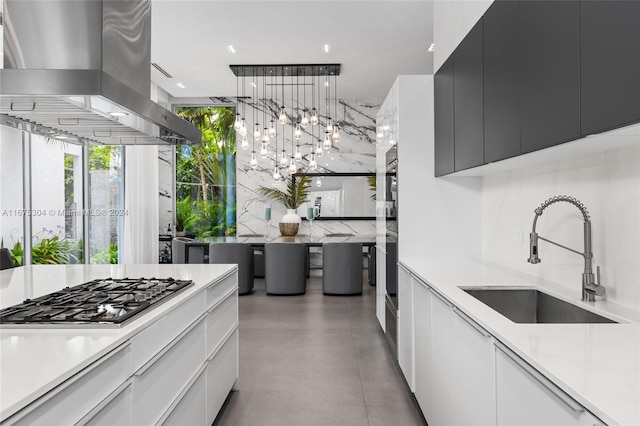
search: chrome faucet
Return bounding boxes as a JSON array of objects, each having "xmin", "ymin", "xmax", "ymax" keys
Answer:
[{"xmin": 528, "ymin": 195, "xmax": 606, "ymax": 302}]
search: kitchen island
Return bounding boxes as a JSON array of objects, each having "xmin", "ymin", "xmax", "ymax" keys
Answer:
[
  {"xmin": 398, "ymin": 258, "xmax": 639, "ymax": 426},
  {"xmin": 0, "ymin": 264, "xmax": 238, "ymax": 425}
]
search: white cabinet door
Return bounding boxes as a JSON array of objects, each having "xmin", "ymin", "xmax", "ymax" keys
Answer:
[
  {"xmin": 397, "ymin": 264, "xmax": 414, "ymax": 391},
  {"xmin": 429, "ymin": 289, "xmax": 496, "ymax": 425},
  {"xmin": 496, "ymin": 345, "xmax": 603, "ymax": 426},
  {"xmin": 413, "ymin": 278, "xmax": 432, "ymax": 415}
]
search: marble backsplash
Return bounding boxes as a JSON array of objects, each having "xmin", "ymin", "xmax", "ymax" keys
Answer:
[{"xmin": 158, "ymin": 98, "xmax": 380, "ymax": 237}]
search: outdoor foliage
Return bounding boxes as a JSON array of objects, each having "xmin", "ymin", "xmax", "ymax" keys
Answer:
[
  {"xmin": 258, "ymin": 175, "xmax": 311, "ymax": 210},
  {"xmin": 175, "ymin": 107, "xmax": 236, "ymax": 237}
]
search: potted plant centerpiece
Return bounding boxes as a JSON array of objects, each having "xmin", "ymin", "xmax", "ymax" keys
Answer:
[{"xmin": 258, "ymin": 175, "xmax": 310, "ymax": 237}]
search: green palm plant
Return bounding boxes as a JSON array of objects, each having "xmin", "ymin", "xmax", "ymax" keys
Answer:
[
  {"xmin": 175, "ymin": 196, "xmax": 197, "ymax": 232},
  {"xmin": 257, "ymin": 175, "xmax": 311, "ymax": 210}
]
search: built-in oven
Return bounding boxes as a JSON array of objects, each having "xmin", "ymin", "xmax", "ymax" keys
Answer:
[{"xmin": 384, "ymin": 146, "xmax": 398, "ymax": 354}]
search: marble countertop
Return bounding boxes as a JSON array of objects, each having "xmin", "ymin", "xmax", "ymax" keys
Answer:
[
  {"xmin": 399, "ymin": 257, "xmax": 639, "ymax": 426},
  {"xmin": 0, "ymin": 264, "xmax": 237, "ymax": 421}
]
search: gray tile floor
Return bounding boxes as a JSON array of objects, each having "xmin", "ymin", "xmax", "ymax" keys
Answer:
[{"xmin": 214, "ymin": 270, "xmax": 426, "ymax": 426}]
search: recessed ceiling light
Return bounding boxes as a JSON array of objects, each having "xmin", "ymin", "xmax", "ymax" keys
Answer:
[
  {"xmin": 176, "ymin": 82, "xmax": 186, "ymax": 89},
  {"xmin": 322, "ymin": 44, "xmax": 331, "ymax": 53},
  {"xmin": 427, "ymin": 43, "xmax": 435, "ymax": 53},
  {"xmin": 109, "ymin": 111, "xmax": 128, "ymax": 117},
  {"xmin": 226, "ymin": 45, "xmax": 236, "ymax": 54}
]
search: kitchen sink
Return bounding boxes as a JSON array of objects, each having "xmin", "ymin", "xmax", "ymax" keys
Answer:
[{"xmin": 461, "ymin": 288, "xmax": 617, "ymax": 324}]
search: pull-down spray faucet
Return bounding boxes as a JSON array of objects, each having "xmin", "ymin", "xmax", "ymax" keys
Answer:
[{"xmin": 528, "ymin": 196, "xmax": 606, "ymax": 302}]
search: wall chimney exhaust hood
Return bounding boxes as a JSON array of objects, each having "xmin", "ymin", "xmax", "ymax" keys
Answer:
[{"xmin": 0, "ymin": 0, "xmax": 201, "ymax": 146}]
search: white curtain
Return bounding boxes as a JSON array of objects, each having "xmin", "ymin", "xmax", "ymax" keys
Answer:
[{"xmin": 123, "ymin": 145, "xmax": 159, "ymax": 264}]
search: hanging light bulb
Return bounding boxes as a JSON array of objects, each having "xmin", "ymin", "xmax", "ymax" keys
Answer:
[
  {"xmin": 323, "ymin": 131, "xmax": 332, "ymax": 150},
  {"xmin": 241, "ymin": 134, "xmax": 249, "ymax": 150},
  {"xmin": 294, "ymin": 123, "xmax": 302, "ymax": 140},
  {"xmin": 253, "ymin": 124, "xmax": 261, "ymax": 140},
  {"xmin": 326, "ymin": 118, "xmax": 333, "ymax": 134},
  {"xmin": 262, "ymin": 128, "xmax": 270, "ymax": 144},
  {"xmin": 239, "ymin": 118, "xmax": 247, "ymax": 136},
  {"xmin": 294, "ymin": 145, "xmax": 302, "ymax": 162},
  {"xmin": 300, "ymin": 110, "xmax": 310, "ymax": 129},
  {"xmin": 331, "ymin": 125, "xmax": 340, "ymax": 143},
  {"xmin": 249, "ymin": 151, "xmax": 258, "ymax": 169},
  {"xmin": 289, "ymin": 158, "xmax": 297, "ymax": 174},
  {"xmin": 260, "ymin": 142, "xmax": 268, "ymax": 158},
  {"xmin": 315, "ymin": 142, "xmax": 324, "ymax": 158},
  {"xmin": 268, "ymin": 120, "xmax": 277, "ymax": 138},
  {"xmin": 309, "ymin": 152, "xmax": 317, "ymax": 170},
  {"xmin": 278, "ymin": 106, "xmax": 287, "ymax": 125},
  {"xmin": 272, "ymin": 166, "xmax": 281, "ymax": 181},
  {"xmin": 310, "ymin": 108, "xmax": 319, "ymax": 126},
  {"xmin": 279, "ymin": 150, "xmax": 289, "ymax": 167},
  {"xmin": 233, "ymin": 113, "xmax": 241, "ymax": 131},
  {"xmin": 316, "ymin": 177, "xmax": 322, "ymax": 187},
  {"xmin": 389, "ymin": 132, "xmax": 396, "ymax": 147}
]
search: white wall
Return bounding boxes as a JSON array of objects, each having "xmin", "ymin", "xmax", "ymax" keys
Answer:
[
  {"xmin": 433, "ymin": 0, "xmax": 493, "ymax": 73},
  {"xmin": 394, "ymin": 76, "xmax": 482, "ymax": 268},
  {"xmin": 482, "ymin": 144, "xmax": 640, "ymax": 310}
]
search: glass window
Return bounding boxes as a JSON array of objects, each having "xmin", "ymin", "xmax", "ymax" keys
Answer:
[{"xmin": 88, "ymin": 146, "xmax": 124, "ymax": 264}]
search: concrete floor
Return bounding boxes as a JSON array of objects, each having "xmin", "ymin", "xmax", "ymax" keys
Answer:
[{"xmin": 214, "ymin": 270, "xmax": 426, "ymax": 426}]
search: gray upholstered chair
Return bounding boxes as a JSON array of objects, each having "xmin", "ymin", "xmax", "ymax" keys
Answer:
[
  {"xmin": 172, "ymin": 237, "xmax": 205, "ymax": 264},
  {"xmin": 322, "ymin": 243, "xmax": 364, "ymax": 295},
  {"xmin": 0, "ymin": 248, "xmax": 15, "ymax": 270},
  {"xmin": 264, "ymin": 243, "xmax": 307, "ymax": 295},
  {"xmin": 209, "ymin": 243, "xmax": 254, "ymax": 295}
]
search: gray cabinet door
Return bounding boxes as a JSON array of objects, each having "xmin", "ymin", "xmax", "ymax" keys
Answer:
[
  {"xmin": 580, "ymin": 1, "xmax": 640, "ymax": 136},
  {"xmin": 483, "ymin": 0, "xmax": 521, "ymax": 163},
  {"xmin": 520, "ymin": 0, "xmax": 580, "ymax": 153},
  {"xmin": 454, "ymin": 20, "xmax": 484, "ymax": 171},
  {"xmin": 434, "ymin": 57, "xmax": 455, "ymax": 177}
]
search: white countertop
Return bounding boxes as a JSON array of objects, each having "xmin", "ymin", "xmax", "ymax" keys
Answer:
[
  {"xmin": 0, "ymin": 264, "xmax": 237, "ymax": 421},
  {"xmin": 400, "ymin": 258, "xmax": 639, "ymax": 426}
]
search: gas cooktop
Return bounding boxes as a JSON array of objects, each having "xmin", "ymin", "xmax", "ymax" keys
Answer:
[{"xmin": 0, "ymin": 277, "xmax": 193, "ymax": 328}]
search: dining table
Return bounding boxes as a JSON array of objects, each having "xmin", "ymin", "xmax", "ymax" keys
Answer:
[{"xmin": 181, "ymin": 234, "xmax": 376, "ymax": 263}]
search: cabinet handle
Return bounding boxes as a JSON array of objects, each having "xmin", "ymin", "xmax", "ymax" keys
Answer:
[
  {"xmin": 74, "ymin": 380, "xmax": 132, "ymax": 425},
  {"xmin": 495, "ymin": 342, "xmax": 585, "ymax": 413},
  {"xmin": 206, "ymin": 286, "xmax": 238, "ymax": 314},
  {"xmin": 428, "ymin": 287, "xmax": 453, "ymax": 308},
  {"xmin": 208, "ymin": 323, "xmax": 239, "ymax": 362},
  {"xmin": 453, "ymin": 308, "xmax": 491, "ymax": 338},
  {"xmin": 135, "ymin": 314, "xmax": 206, "ymax": 377}
]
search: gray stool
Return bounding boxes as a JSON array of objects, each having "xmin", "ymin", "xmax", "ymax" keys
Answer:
[
  {"xmin": 367, "ymin": 245, "xmax": 376, "ymax": 286},
  {"xmin": 172, "ymin": 237, "xmax": 205, "ymax": 264},
  {"xmin": 0, "ymin": 248, "xmax": 15, "ymax": 270},
  {"xmin": 323, "ymin": 243, "xmax": 363, "ymax": 295},
  {"xmin": 209, "ymin": 243, "xmax": 254, "ymax": 295},
  {"xmin": 264, "ymin": 243, "xmax": 306, "ymax": 295}
]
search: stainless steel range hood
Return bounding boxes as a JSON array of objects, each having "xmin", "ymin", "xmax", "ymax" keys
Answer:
[{"xmin": 0, "ymin": 0, "xmax": 201, "ymax": 146}]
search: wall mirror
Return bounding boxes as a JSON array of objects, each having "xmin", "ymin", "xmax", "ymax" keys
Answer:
[{"xmin": 292, "ymin": 173, "xmax": 396, "ymax": 220}]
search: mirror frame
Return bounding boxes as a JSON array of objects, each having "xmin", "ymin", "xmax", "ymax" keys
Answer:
[{"xmin": 293, "ymin": 172, "xmax": 396, "ymax": 221}]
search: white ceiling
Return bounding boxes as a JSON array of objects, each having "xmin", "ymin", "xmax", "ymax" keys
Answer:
[{"xmin": 150, "ymin": 1, "xmax": 434, "ymax": 103}]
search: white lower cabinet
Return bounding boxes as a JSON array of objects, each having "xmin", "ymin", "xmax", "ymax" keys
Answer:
[
  {"xmin": 206, "ymin": 329, "xmax": 239, "ymax": 425},
  {"xmin": 397, "ymin": 265, "xmax": 414, "ymax": 391},
  {"xmin": 429, "ymin": 287, "xmax": 496, "ymax": 426},
  {"xmin": 412, "ymin": 278, "xmax": 432, "ymax": 417},
  {"xmin": 163, "ymin": 366, "xmax": 207, "ymax": 426},
  {"xmin": 84, "ymin": 383, "xmax": 132, "ymax": 426},
  {"xmin": 496, "ymin": 345, "xmax": 603, "ymax": 426}
]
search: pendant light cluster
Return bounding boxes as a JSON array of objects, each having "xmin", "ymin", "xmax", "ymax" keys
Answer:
[{"xmin": 230, "ymin": 64, "xmax": 341, "ymax": 181}]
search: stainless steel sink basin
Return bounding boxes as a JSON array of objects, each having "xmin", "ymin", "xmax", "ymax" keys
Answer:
[{"xmin": 461, "ymin": 288, "xmax": 617, "ymax": 324}]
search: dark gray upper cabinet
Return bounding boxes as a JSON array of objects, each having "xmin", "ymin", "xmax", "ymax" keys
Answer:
[
  {"xmin": 453, "ymin": 20, "xmax": 484, "ymax": 171},
  {"xmin": 519, "ymin": 0, "xmax": 580, "ymax": 153},
  {"xmin": 580, "ymin": 1, "xmax": 640, "ymax": 136},
  {"xmin": 434, "ymin": 56, "xmax": 455, "ymax": 177},
  {"xmin": 483, "ymin": 0, "xmax": 521, "ymax": 163}
]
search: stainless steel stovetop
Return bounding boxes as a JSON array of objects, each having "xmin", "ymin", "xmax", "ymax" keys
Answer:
[{"xmin": 0, "ymin": 277, "xmax": 193, "ymax": 328}]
